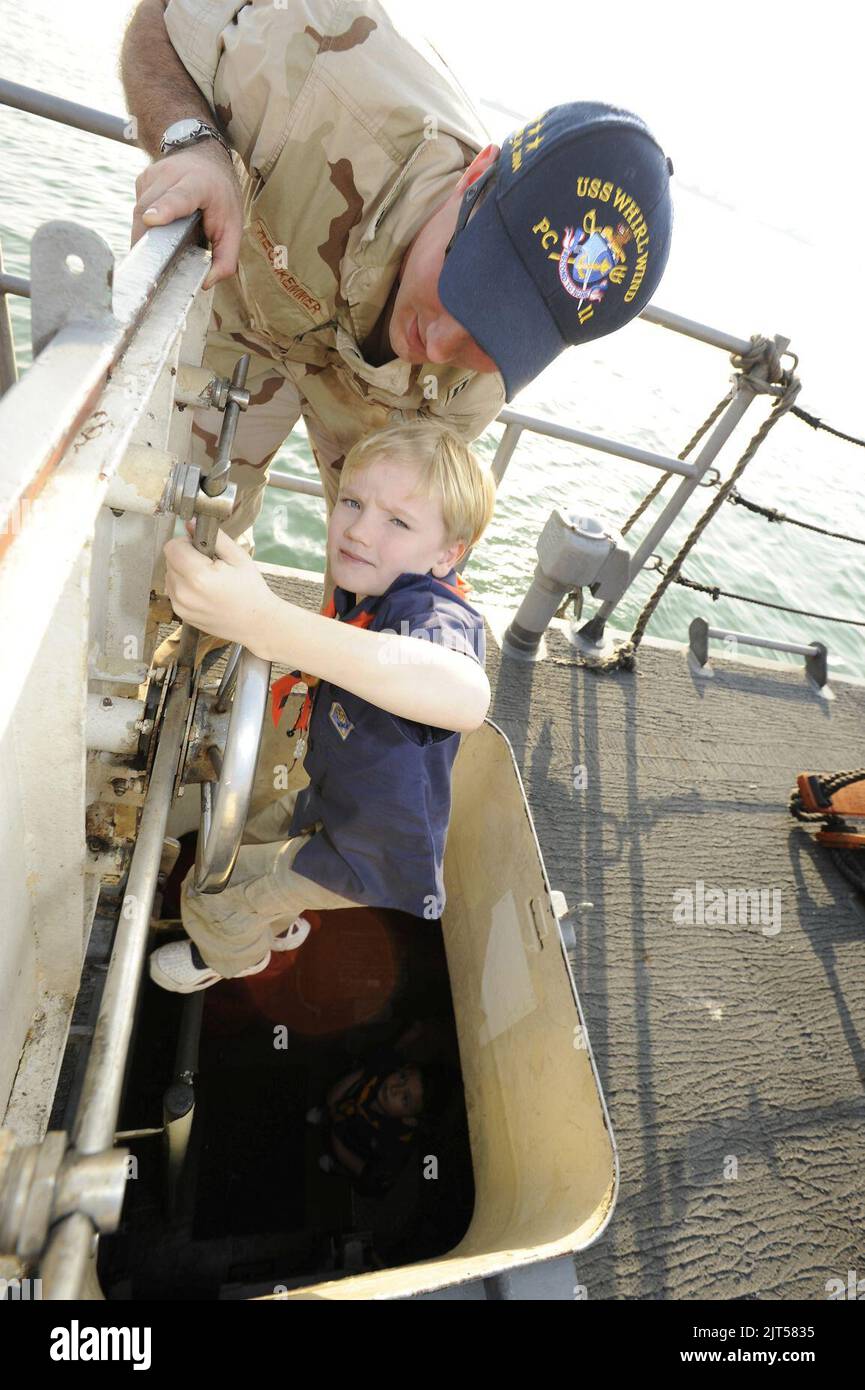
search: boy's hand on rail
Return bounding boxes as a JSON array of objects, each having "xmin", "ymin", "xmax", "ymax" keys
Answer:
[
  {"xmin": 163, "ymin": 524, "xmax": 277, "ymax": 653},
  {"xmin": 131, "ymin": 143, "xmax": 243, "ymax": 289}
]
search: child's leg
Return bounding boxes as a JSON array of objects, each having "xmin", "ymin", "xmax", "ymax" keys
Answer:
[
  {"xmin": 242, "ymin": 786, "xmax": 306, "ymax": 846},
  {"xmin": 242, "ymin": 793, "xmax": 327, "ymax": 939},
  {"xmin": 179, "ymin": 826, "xmax": 366, "ymax": 978},
  {"xmin": 179, "ymin": 837, "xmax": 297, "ymax": 977}
]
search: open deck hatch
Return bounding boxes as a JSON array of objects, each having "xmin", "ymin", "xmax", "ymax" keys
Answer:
[{"xmin": 92, "ymin": 717, "xmax": 616, "ymax": 1299}]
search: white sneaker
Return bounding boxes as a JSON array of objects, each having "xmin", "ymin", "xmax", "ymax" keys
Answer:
[
  {"xmin": 270, "ymin": 915, "xmax": 312, "ymax": 952},
  {"xmin": 148, "ymin": 937, "xmax": 271, "ymax": 993}
]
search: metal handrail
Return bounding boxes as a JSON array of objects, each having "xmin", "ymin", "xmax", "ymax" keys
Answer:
[
  {"xmin": 688, "ymin": 617, "xmax": 829, "ymax": 693},
  {"xmin": 0, "ymin": 76, "xmax": 131, "ymax": 144}
]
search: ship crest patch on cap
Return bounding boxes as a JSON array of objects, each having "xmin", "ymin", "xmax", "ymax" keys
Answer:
[{"xmin": 533, "ymin": 181, "xmax": 651, "ymax": 328}]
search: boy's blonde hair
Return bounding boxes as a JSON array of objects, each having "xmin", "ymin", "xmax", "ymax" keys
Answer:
[{"xmin": 338, "ymin": 420, "xmax": 496, "ymax": 562}]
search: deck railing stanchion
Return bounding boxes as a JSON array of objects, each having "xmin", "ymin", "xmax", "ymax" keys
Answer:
[
  {"xmin": 490, "ymin": 419, "xmax": 523, "ymax": 487},
  {"xmin": 577, "ymin": 338, "xmax": 789, "ymax": 645}
]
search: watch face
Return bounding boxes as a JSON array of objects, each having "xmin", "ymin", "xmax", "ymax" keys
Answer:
[{"xmin": 165, "ymin": 118, "xmax": 202, "ymax": 143}]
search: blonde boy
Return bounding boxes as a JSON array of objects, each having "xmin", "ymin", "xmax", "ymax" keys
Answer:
[{"xmin": 150, "ymin": 422, "xmax": 496, "ymax": 992}]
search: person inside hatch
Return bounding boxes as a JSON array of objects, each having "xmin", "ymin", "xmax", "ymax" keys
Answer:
[
  {"xmin": 149, "ymin": 420, "xmax": 494, "ymax": 992},
  {"xmin": 309, "ymin": 1043, "xmax": 456, "ymax": 1198}
]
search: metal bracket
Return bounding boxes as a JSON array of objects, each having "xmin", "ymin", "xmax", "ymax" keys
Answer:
[
  {"xmin": 568, "ymin": 616, "xmax": 617, "ymax": 662},
  {"xmin": 29, "ymin": 221, "xmax": 116, "ymax": 358},
  {"xmin": 805, "ymin": 641, "xmax": 830, "ymax": 693},
  {"xmin": 550, "ymin": 888, "xmax": 577, "ymax": 951},
  {"xmin": 165, "ymin": 462, "xmax": 236, "ymax": 523},
  {"xmin": 210, "ymin": 375, "xmax": 249, "ymax": 414},
  {"xmin": 177, "ymin": 685, "xmax": 232, "ymax": 791},
  {"xmin": 174, "ymin": 362, "xmax": 251, "ymax": 413},
  {"xmin": 0, "ymin": 1127, "xmax": 129, "ymax": 1263}
]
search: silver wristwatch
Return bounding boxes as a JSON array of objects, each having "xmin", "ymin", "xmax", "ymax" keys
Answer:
[{"xmin": 159, "ymin": 117, "xmax": 231, "ymax": 159}]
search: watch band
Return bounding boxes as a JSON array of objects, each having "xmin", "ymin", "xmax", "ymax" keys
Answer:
[{"xmin": 159, "ymin": 120, "xmax": 231, "ymax": 160}]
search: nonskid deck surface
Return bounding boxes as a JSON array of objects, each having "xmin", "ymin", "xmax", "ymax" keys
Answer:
[{"xmin": 258, "ymin": 567, "xmax": 864, "ymax": 1300}]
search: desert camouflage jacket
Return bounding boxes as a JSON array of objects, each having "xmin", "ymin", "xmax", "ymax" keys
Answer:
[{"xmin": 163, "ymin": 0, "xmax": 508, "ymax": 439}]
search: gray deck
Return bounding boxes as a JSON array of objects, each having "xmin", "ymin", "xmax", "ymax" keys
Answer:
[{"xmin": 263, "ymin": 565, "xmax": 865, "ymax": 1301}]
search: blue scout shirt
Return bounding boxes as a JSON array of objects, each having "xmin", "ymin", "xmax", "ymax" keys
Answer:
[{"xmin": 285, "ymin": 567, "xmax": 485, "ymax": 919}]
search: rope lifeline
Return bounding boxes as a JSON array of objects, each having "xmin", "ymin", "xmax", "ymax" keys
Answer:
[
  {"xmin": 618, "ymin": 388, "xmax": 736, "ymax": 538},
  {"xmin": 791, "ymin": 405, "xmax": 865, "ymax": 450},
  {"xmin": 658, "ymin": 565, "xmax": 865, "ymax": 628},
  {"xmin": 725, "ymin": 488, "xmax": 865, "ymax": 546}
]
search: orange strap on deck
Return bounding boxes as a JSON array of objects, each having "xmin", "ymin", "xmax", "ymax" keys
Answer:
[
  {"xmin": 791, "ymin": 770, "xmax": 865, "ymax": 849},
  {"xmin": 796, "ymin": 773, "xmax": 865, "ymax": 819},
  {"xmin": 815, "ymin": 829, "xmax": 865, "ymax": 848}
]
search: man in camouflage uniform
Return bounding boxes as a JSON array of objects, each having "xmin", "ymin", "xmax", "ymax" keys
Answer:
[{"xmin": 125, "ymin": 0, "xmax": 507, "ymax": 663}]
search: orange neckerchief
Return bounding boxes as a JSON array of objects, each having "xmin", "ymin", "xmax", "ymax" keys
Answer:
[{"xmin": 269, "ymin": 570, "xmax": 472, "ymax": 730}]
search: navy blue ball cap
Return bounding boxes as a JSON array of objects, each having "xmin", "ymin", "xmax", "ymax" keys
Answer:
[{"xmin": 438, "ymin": 101, "xmax": 674, "ymax": 402}]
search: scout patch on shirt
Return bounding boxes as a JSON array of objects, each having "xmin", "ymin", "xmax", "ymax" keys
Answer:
[{"xmin": 330, "ymin": 700, "xmax": 354, "ymax": 740}]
